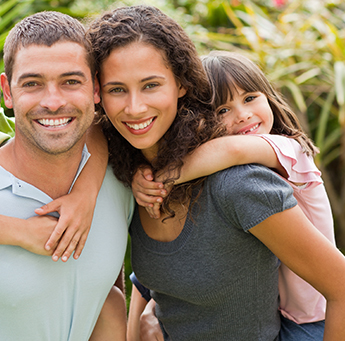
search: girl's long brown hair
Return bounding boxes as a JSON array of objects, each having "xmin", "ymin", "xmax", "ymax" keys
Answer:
[{"xmin": 201, "ymin": 51, "xmax": 319, "ymax": 156}]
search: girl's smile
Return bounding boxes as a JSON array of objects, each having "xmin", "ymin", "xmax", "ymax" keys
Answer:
[{"xmin": 216, "ymin": 87, "xmax": 274, "ymax": 136}]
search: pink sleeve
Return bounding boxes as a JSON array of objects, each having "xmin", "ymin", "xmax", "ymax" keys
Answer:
[{"xmin": 259, "ymin": 134, "xmax": 322, "ymax": 187}]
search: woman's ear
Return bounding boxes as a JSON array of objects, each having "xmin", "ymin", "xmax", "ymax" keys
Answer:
[{"xmin": 178, "ymin": 84, "xmax": 187, "ymax": 98}]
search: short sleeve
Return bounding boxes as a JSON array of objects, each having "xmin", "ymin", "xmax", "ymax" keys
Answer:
[
  {"xmin": 259, "ymin": 134, "xmax": 322, "ymax": 187},
  {"xmin": 212, "ymin": 164, "xmax": 297, "ymax": 232}
]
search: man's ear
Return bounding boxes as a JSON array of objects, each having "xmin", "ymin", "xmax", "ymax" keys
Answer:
[
  {"xmin": 0, "ymin": 73, "xmax": 13, "ymax": 109},
  {"xmin": 93, "ymin": 74, "xmax": 101, "ymax": 104}
]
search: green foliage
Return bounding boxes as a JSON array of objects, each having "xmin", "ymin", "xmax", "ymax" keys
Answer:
[{"xmin": 180, "ymin": 0, "xmax": 345, "ymax": 248}]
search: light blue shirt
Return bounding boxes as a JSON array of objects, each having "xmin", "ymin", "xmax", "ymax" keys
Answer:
[{"xmin": 0, "ymin": 146, "xmax": 134, "ymax": 340}]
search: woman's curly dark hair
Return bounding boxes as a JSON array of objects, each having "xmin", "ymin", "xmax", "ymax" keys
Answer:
[{"xmin": 87, "ymin": 5, "xmax": 226, "ymax": 215}]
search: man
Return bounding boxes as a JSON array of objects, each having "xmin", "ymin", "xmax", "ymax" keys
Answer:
[{"xmin": 0, "ymin": 11, "xmax": 133, "ymax": 340}]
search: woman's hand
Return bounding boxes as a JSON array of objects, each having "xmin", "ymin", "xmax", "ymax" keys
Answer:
[{"xmin": 19, "ymin": 215, "xmax": 58, "ymax": 256}]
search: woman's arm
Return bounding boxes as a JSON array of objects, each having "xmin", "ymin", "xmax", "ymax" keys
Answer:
[
  {"xmin": 36, "ymin": 121, "xmax": 109, "ymax": 261},
  {"xmin": 0, "ymin": 214, "xmax": 57, "ymax": 255},
  {"xmin": 127, "ymin": 285, "xmax": 150, "ymax": 341},
  {"xmin": 250, "ymin": 205, "xmax": 345, "ymax": 339}
]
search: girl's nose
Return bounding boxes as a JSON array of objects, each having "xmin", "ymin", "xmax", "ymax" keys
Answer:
[{"xmin": 234, "ymin": 108, "xmax": 253, "ymax": 124}]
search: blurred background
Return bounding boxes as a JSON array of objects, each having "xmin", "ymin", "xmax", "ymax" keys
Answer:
[{"xmin": 1, "ymin": 0, "xmax": 345, "ymax": 299}]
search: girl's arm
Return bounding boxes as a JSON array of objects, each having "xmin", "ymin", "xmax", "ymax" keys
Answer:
[
  {"xmin": 250, "ymin": 205, "xmax": 345, "ymax": 339},
  {"xmin": 132, "ymin": 135, "xmax": 285, "ymax": 218},
  {"xmin": 36, "ymin": 121, "xmax": 108, "ymax": 262}
]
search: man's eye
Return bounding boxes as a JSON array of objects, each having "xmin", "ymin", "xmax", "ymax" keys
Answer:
[
  {"xmin": 66, "ymin": 80, "xmax": 80, "ymax": 85},
  {"xmin": 23, "ymin": 81, "xmax": 37, "ymax": 87}
]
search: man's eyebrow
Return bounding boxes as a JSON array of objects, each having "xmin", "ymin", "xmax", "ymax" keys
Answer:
[
  {"xmin": 17, "ymin": 73, "xmax": 41, "ymax": 82},
  {"xmin": 17, "ymin": 71, "xmax": 87, "ymax": 83},
  {"xmin": 61, "ymin": 71, "xmax": 87, "ymax": 79}
]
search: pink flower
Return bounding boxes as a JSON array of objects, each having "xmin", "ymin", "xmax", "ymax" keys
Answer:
[{"xmin": 273, "ymin": 0, "xmax": 286, "ymax": 7}]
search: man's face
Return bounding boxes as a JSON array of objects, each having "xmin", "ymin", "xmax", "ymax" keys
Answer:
[{"xmin": 1, "ymin": 42, "xmax": 100, "ymax": 156}]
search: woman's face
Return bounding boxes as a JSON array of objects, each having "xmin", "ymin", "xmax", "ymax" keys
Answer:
[{"xmin": 100, "ymin": 42, "xmax": 186, "ymax": 161}]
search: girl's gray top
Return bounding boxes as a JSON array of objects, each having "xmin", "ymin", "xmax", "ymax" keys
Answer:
[{"xmin": 130, "ymin": 164, "xmax": 297, "ymax": 341}]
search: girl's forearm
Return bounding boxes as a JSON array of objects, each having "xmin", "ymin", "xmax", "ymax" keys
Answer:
[{"xmin": 175, "ymin": 135, "xmax": 281, "ymax": 185}]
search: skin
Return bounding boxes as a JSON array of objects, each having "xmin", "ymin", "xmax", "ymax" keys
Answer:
[
  {"xmin": 100, "ymin": 42, "xmax": 186, "ymax": 162},
  {"xmin": 124, "ymin": 63, "xmax": 345, "ymax": 338},
  {"xmin": 216, "ymin": 86, "xmax": 274, "ymax": 136},
  {"xmin": 0, "ymin": 42, "xmax": 99, "ymax": 197}
]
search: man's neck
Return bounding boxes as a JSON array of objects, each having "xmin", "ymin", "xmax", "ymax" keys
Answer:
[{"xmin": 0, "ymin": 138, "xmax": 85, "ymax": 199}]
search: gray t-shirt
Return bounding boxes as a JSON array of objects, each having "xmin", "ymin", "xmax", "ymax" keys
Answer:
[{"xmin": 130, "ymin": 164, "xmax": 297, "ymax": 341}]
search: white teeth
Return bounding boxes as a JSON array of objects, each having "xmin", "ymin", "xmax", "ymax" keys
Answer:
[
  {"xmin": 239, "ymin": 123, "xmax": 259, "ymax": 135},
  {"xmin": 38, "ymin": 118, "xmax": 71, "ymax": 127},
  {"xmin": 126, "ymin": 118, "xmax": 153, "ymax": 130}
]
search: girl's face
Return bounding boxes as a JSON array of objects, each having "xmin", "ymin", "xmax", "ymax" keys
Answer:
[
  {"xmin": 100, "ymin": 42, "xmax": 186, "ymax": 161},
  {"xmin": 216, "ymin": 86, "xmax": 274, "ymax": 136}
]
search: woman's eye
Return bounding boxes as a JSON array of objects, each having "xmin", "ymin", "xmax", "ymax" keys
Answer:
[
  {"xmin": 110, "ymin": 87, "xmax": 124, "ymax": 93},
  {"xmin": 217, "ymin": 108, "xmax": 229, "ymax": 115},
  {"xmin": 145, "ymin": 83, "xmax": 158, "ymax": 89}
]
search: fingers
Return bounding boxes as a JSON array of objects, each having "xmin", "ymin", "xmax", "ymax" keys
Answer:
[
  {"xmin": 35, "ymin": 199, "xmax": 62, "ymax": 215},
  {"xmin": 72, "ymin": 231, "xmax": 88, "ymax": 260},
  {"xmin": 51, "ymin": 228, "xmax": 80, "ymax": 262},
  {"xmin": 146, "ymin": 203, "xmax": 161, "ymax": 219},
  {"xmin": 45, "ymin": 219, "xmax": 67, "ymax": 252}
]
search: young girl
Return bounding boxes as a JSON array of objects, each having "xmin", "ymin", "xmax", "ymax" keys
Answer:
[{"xmin": 130, "ymin": 51, "xmax": 335, "ymax": 340}]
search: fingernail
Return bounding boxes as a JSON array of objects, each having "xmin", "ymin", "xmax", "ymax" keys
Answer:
[
  {"xmin": 157, "ymin": 198, "xmax": 163, "ymax": 203},
  {"xmin": 62, "ymin": 256, "xmax": 67, "ymax": 262},
  {"xmin": 53, "ymin": 255, "xmax": 58, "ymax": 262},
  {"xmin": 158, "ymin": 184, "xmax": 163, "ymax": 189},
  {"xmin": 45, "ymin": 245, "xmax": 51, "ymax": 251}
]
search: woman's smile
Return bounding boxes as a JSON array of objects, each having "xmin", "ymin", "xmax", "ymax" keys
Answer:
[{"xmin": 100, "ymin": 42, "xmax": 186, "ymax": 160}]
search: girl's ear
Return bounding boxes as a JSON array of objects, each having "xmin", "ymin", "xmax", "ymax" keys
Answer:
[
  {"xmin": 178, "ymin": 84, "xmax": 187, "ymax": 98},
  {"xmin": 0, "ymin": 73, "xmax": 13, "ymax": 109}
]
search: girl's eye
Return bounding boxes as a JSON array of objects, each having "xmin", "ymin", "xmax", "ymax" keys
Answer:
[
  {"xmin": 217, "ymin": 107, "xmax": 229, "ymax": 115},
  {"xmin": 244, "ymin": 95, "xmax": 256, "ymax": 103}
]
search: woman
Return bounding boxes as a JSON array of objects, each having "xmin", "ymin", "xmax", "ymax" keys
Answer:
[{"xmin": 86, "ymin": 5, "xmax": 345, "ymax": 340}]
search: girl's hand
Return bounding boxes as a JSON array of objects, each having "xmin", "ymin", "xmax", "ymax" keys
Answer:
[
  {"xmin": 35, "ymin": 192, "xmax": 95, "ymax": 262},
  {"xmin": 132, "ymin": 167, "xmax": 166, "ymax": 219}
]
